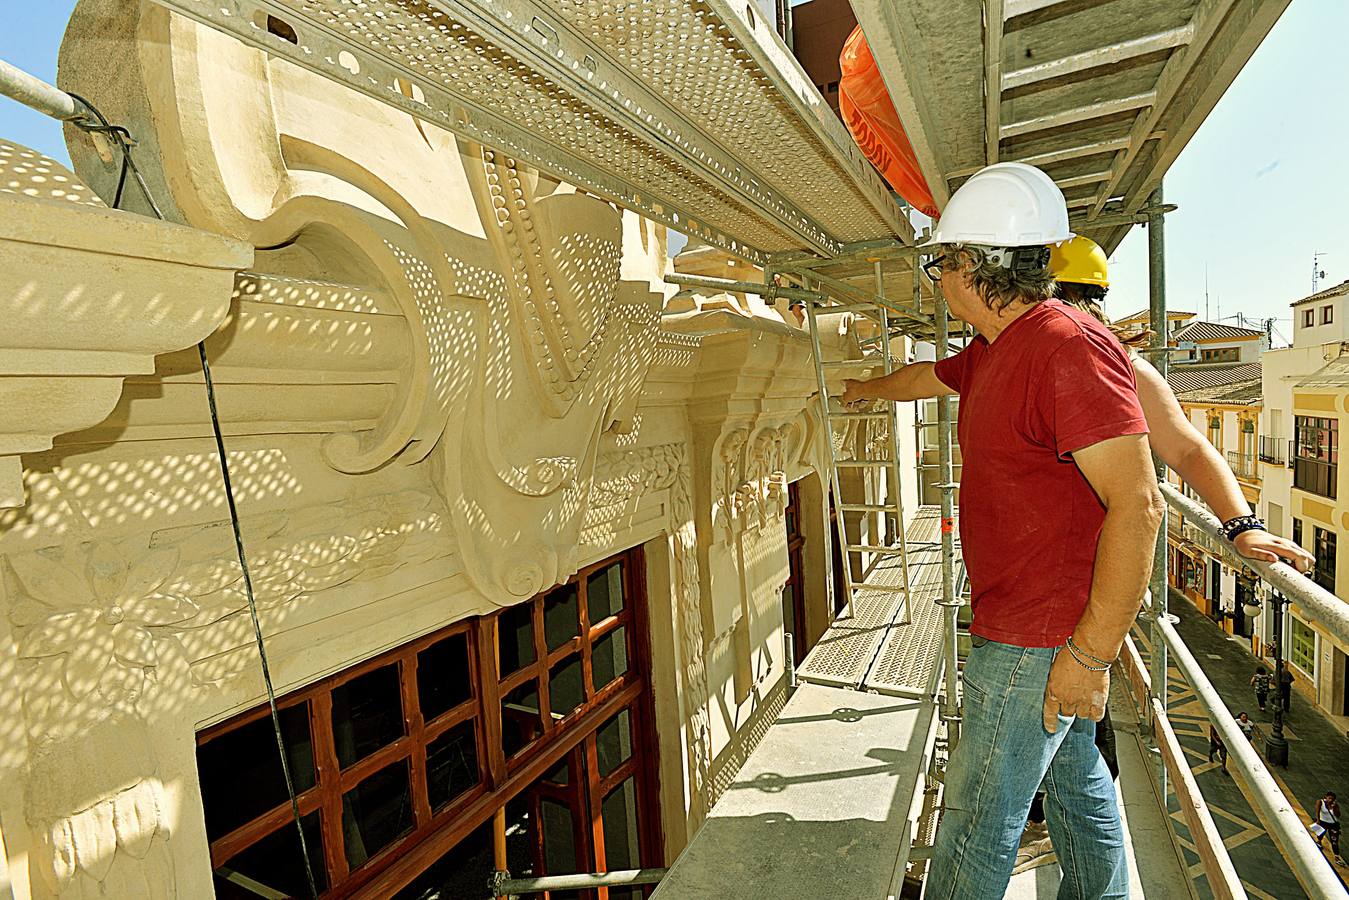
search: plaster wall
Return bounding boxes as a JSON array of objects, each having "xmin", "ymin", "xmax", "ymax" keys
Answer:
[{"xmin": 1258, "ymin": 343, "xmax": 1349, "ymax": 722}]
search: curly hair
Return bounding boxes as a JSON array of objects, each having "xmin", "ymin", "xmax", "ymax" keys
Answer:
[
  {"xmin": 1053, "ymin": 281, "xmax": 1153, "ymax": 349},
  {"xmin": 941, "ymin": 244, "xmax": 1056, "ymax": 312}
]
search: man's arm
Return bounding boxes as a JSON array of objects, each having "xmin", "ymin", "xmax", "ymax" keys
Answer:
[
  {"xmin": 1042, "ymin": 433, "xmax": 1164, "ymax": 732},
  {"xmin": 840, "ymin": 361, "xmax": 955, "ymax": 405},
  {"xmin": 1135, "ymin": 359, "xmax": 1313, "ymax": 570}
]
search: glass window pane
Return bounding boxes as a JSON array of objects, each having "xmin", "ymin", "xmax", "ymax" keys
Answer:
[
  {"xmin": 542, "ymin": 799, "xmax": 578, "ymax": 878},
  {"xmin": 501, "ymin": 680, "xmax": 543, "ymax": 759},
  {"xmin": 331, "ymin": 664, "xmax": 405, "ymax": 769},
  {"xmin": 342, "ymin": 759, "xmax": 414, "ymax": 869},
  {"xmin": 587, "ymin": 562, "xmax": 625, "ymax": 622},
  {"xmin": 426, "ymin": 720, "xmax": 480, "ymax": 811},
  {"xmin": 592, "ymin": 626, "xmax": 629, "ymax": 691},
  {"xmin": 504, "ymin": 794, "xmax": 541, "ymax": 884},
  {"xmin": 544, "ymin": 756, "xmax": 570, "ymax": 786},
  {"xmin": 417, "ymin": 632, "xmax": 472, "ymax": 722},
  {"xmin": 601, "ymin": 777, "xmax": 641, "ymax": 871},
  {"xmin": 597, "ymin": 708, "xmax": 633, "ymax": 777},
  {"xmin": 498, "ymin": 603, "xmax": 537, "ymax": 676},
  {"xmin": 392, "ymin": 820, "xmax": 493, "ymax": 900},
  {"xmin": 198, "ymin": 703, "xmax": 315, "ymax": 841},
  {"xmin": 544, "ymin": 583, "xmax": 581, "ymax": 651},
  {"xmin": 549, "ymin": 655, "xmax": 585, "ymax": 720},
  {"xmin": 214, "ymin": 812, "xmax": 326, "ymax": 899}
]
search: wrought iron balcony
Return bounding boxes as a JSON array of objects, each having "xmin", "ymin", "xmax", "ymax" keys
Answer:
[
  {"xmin": 1258, "ymin": 435, "xmax": 1286, "ymax": 465},
  {"xmin": 1227, "ymin": 449, "xmax": 1258, "ymax": 480}
]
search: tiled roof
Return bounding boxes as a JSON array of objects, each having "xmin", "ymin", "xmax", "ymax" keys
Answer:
[
  {"xmin": 1291, "ymin": 279, "xmax": 1349, "ymax": 308},
  {"xmin": 1175, "ymin": 377, "xmax": 1262, "ymax": 406},
  {"xmin": 1172, "ymin": 320, "xmax": 1264, "ymax": 341},
  {"xmin": 1295, "ymin": 356, "xmax": 1349, "ymax": 387},
  {"xmin": 1114, "ymin": 309, "xmax": 1196, "ymax": 324},
  {"xmin": 1166, "ymin": 362, "xmax": 1261, "ymax": 394}
]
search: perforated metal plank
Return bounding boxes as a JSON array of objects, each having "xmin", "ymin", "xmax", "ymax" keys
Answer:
[
  {"xmin": 151, "ymin": 0, "xmax": 910, "ymax": 263},
  {"xmin": 862, "ymin": 554, "xmax": 947, "ymax": 698},
  {"xmin": 794, "ymin": 567, "xmax": 907, "ymax": 689},
  {"xmin": 653, "ymin": 684, "xmax": 937, "ymax": 900},
  {"xmin": 857, "ymin": 508, "xmax": 960, "ymax": 698}
]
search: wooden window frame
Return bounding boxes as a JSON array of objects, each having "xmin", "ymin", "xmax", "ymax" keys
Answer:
[
  {"xmin": 197, "ymin": 546, "xmax": 662, "ymax": 899},
  {"xmin": 1294, "ymin": 415, "xmax": 1339, "ymax": 499},
  {"xmin": 783, "ymin": 480, "xmax": 808, "ymax": 665},
  {"xmin": 1304, "ymin": 309, "xmax": 1316, "ymax": 328},
  {"xmin": 1314, "ymin": 525, "xmax": 1337, "ymax": 593},
  {"xmin": 1323, "ymin": 305, "xmax": 1334, "ymax": 325},
  {"xmin": 1289, "ymin": 614, "xmax": 1317, "ymax": 677}
]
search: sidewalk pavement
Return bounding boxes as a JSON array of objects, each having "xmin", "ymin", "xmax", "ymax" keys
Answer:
[{"xmin": 1133, "ymin": 591, "xmax": 1349, "ymax": 899}]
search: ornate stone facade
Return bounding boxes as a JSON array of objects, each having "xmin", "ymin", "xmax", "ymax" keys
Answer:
[{"xmin": 0, "ymin": 3, "xmax": 910, "ymax": 896}]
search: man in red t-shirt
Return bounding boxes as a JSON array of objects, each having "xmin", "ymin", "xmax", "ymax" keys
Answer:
[{"xmin": 840, "ymin": 163, "xmax": 1162, "ymax": 899}]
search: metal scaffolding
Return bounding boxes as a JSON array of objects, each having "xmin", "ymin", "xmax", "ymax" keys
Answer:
[{"xmin": 1, "ymin": 0, "xmax": 1332, "ymax": 888}]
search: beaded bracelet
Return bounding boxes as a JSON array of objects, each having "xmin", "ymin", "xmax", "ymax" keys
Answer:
[
  {"xmin": 1222, "ymin": 515, "xmax": 1267, "ymax": 542},
  {"xmin": 1065, "ymin": 636, "xmax": 1111, "ymax": 672}
]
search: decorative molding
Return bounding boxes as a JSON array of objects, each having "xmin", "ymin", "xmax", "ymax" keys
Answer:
[
  {"xmin": 593, "ymin": 443, "xmax": 713, "ymax": 814},
  {"xmin": 0, "ymin": 140, "xmax": 251, "ymax": 508},
  {"xmin": 5, "ymin": 490, "xmax": 456, "ymax": 695},
  {"xmin": 435, "ymin": 148, "xmax": 662, "ymax": 605},
  {"xmin": 714, "ymin": 428, "xmax": 750, "ymax": 542},
  {"xmin": 712, "ymin": 423, "xmax": 795, "ymax": 544}
]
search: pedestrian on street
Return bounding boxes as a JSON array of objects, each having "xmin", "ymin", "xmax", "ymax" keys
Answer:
[
  {"xmin": 1236, "ymin": 712, "xmax": 1255, "ymax": 741},
  {"xmin": 1313, "ymin": 792, "xmax": 1342, "ymax": 864},
  {"xmin": 1207, "ymin": 725, "xmax": 1228, "ymax": 773},
  {"xmin": 1278, "ymin": 662, "xmax": 1293, "ymax": 715},
  {"xmin": 1250, "ymin": 667, "xmax": 1272, "ymax": 713},
  {"xmin": 844, "ymin": 162, "xmax": 1162, "ymax": 900},
  {"xmin": 1208, "ymin": 728, "xmax": 1230, "ymax": 771}
]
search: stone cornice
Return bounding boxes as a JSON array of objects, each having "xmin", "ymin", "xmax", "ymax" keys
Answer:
[{"xmin": 0, "ymin": 143, "xmax": 252, "ymax": 506}]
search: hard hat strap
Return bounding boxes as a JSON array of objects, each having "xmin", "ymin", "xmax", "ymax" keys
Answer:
[{"xmin": 984, "ymin": 245, "xmax": 1051, "ymax": 273}]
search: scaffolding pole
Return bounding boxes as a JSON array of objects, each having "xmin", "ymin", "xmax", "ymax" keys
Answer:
[
  {"xmin": 933, "ymin": 275, "xmax": 961, "ymax": 749},
  {"xmin": 0, "ymin": 58, "xmax": 87, "ymax": 122},
  {"xmin": 1145, "ymin": 183, "xmax": 1169, "ymax": 793},
  {"xmin": 877, "ymin": 259, "xmax": 912, "ymax": 623}
]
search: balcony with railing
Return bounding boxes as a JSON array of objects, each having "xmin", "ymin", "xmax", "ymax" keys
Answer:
[
  {"xmin": 1258, "ymin": 434, "xmax": 1286, "ymax": 466},
  {"xmin": 1227, "ymin": 449, "xmax": 1259, "ymax": 481}
]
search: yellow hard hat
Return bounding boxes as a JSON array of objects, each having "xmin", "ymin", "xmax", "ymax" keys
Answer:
[{"xmin": 1049, "ymin": 235, "xmax": 1109, "ymax": 288}]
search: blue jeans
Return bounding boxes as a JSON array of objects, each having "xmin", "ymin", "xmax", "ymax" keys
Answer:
[{"xmin": 927, "ymin": 639, "xmax": 1127, "ymax": 900}]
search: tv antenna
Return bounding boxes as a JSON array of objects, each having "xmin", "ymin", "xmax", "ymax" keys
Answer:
[{"xmin": 1312, "ymin": 252, "xmax": 1328, "ymax": 294}]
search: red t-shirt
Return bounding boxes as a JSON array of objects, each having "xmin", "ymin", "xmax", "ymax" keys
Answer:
[{"xmin": 933, "ymin": 300, "xmax": 1148, "ymax": 647}]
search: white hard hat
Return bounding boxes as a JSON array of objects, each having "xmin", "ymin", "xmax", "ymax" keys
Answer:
[{"xmin": 920, "ymin": 162, "xmax": 1073, "ymax": 249}]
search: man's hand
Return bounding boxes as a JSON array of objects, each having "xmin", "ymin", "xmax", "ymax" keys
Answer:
[
  {"xmin": 840, "ymin": 378, "xmax": 870, "ymax": 406},
  {"xmin": 1234, "ymin": 530, "xmax": 1315, "ymax": 573},
  {"xmin": 1042, "ymin": 650, "xmax": 1109, "ymax": 734}
]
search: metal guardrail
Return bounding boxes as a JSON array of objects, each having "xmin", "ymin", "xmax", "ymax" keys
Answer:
[
  {"xmin": 1161, "ymin": 483, "xmax": 1349, "ymax": 646},
  {"xmin": 1155, "ymin": 483, "xmax": 1349, "ymax": 899},
  {"xmin": 1155, "ymin": 616, "xmax": 1347, "ymax": 899},
  {"xmin": 490, "ymin": 867, "xmax": 667, "ymax": 896},
  {"xmin": 1149, "ymin": 695, "xmax": 1247, "ymax": 900}
]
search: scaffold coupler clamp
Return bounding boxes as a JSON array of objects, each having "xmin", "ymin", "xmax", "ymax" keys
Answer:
[{"xmin": 489, "ymin": 869, "xmax": 518, "ymax": 899}]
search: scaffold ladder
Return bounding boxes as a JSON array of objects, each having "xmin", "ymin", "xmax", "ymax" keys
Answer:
[{"xmin": 803, "ymin": 261, "xmax": 912, "ymax": 620}]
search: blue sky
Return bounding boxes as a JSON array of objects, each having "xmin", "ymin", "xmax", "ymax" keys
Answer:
[{"xmin": 4, "ymin": 1, "xmax": 1345, "ymax": 343}]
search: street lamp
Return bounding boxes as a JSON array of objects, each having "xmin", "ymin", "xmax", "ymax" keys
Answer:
[{"xmin": 1243, "ymin": 588, "xmax": 1289, "ymax": 766}]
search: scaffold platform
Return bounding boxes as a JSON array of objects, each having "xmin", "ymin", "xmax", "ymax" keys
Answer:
[
  {"xmin": 796, "ymin": 507, "xmax": 964, "ymax": 699},
  {"xmin": 653, "ymin": 508, "xmax": 956, "ymax": 898},
  {"xmin": 651, "ymin": 683, "xmax": 937, "ymax": 899}
]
